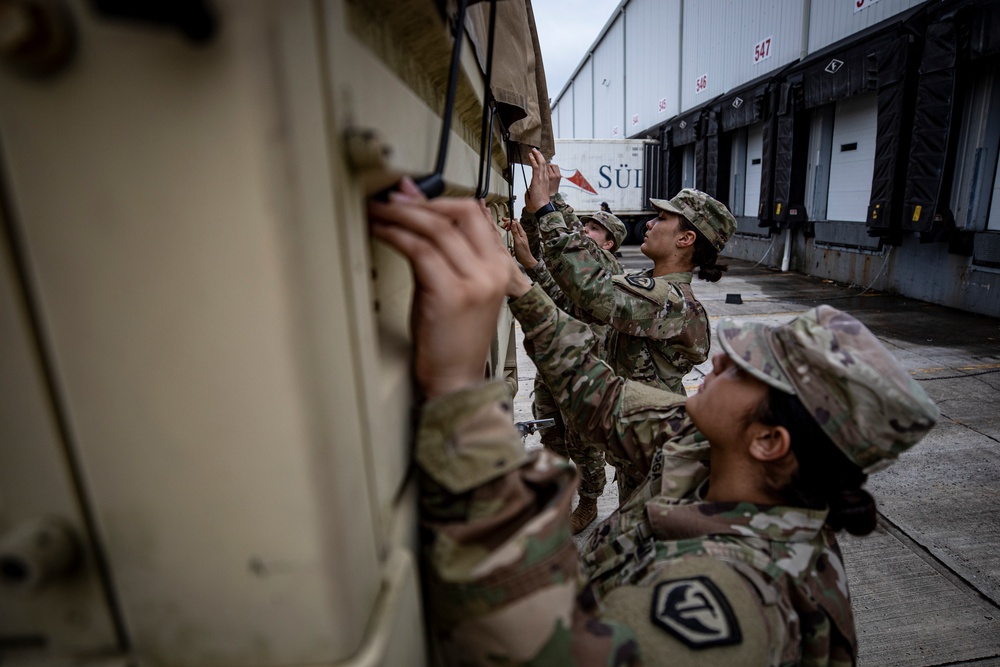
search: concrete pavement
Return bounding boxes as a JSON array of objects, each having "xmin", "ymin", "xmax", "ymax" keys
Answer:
[{"xmin": 511, "ymin": 248, "xmax": 1000, "ymax": 666}]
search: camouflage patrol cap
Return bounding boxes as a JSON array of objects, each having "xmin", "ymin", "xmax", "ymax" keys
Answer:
[
  {"xmin": 717, "ymin": 305, "xmax": 939, "ymax": 473},
  {"xmin": 649, "ymin": 189, "xmax": 736, "ymax": 252},
  {"xmin": 583, "ymin": 210, "xmax": 627, "ymax": 251}
]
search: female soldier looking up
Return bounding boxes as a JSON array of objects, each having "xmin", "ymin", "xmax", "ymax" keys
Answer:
[
  {"xmin": 525, "ymin": 148, "xmax": 736, "ymax": 502},
  {"xmin": 504, "ymin": 170, "xmax": 628, "ymax": 534},
  {"xmin": 368, "ymin": 181, "xmax": 938, "ymax": 666},
  {"xmin": 505, "ymin": 208, "xmax": 623, "ymax": 533}
]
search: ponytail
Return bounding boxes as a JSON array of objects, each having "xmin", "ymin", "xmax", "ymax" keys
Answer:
[
  {"xmin": 678, "ymin": 218, "xmax": 728, "ymax": 282},
  {"xmin": 749, "ymin": 388, "xmax": 877, "ymax": 536}
]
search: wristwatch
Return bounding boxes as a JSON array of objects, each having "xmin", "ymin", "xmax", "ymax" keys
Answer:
[{"xmin": 534, "ymin": 202, "xmax": 557, "ymax": 218}]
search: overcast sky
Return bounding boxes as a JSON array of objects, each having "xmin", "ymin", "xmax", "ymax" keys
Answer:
[{"xmin": 532, "ymin": 0, "xmax": 622, "ymax": 102}]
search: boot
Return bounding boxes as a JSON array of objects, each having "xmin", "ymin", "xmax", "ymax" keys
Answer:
[{"xmin": 570, "ymin": 496, "xmax": 598, "ymax": 535}]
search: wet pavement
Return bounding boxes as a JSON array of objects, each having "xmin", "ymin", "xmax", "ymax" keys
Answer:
[{"xmin": 512, "ymin": 249, "xmax": 1000, "ymax": 666}]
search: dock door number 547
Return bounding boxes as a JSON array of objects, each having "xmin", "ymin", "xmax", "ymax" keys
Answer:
[{"xmin": 754, "ymin": 37, "xmax": 772, "ymax": 64}]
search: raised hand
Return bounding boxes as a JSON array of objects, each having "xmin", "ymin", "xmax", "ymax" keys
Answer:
[
  {"xmin": 502, "ymin": 216, "xmax": 538, "ymax": 270},
  {"xmin": 525, "ymin": 148, "xmax": 552, "ymax": 213},
  {"xmin": 368, "ymin": 179, "xmax": 514, "ymax": 399},
  {"xmin": 546, "ymin": 162, "xmax": 562, "ymax": 198}
]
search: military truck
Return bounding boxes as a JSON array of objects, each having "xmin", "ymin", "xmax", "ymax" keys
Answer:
[
  {"xmin": 512, "ymin": 137, "xmax": 663, "ymax": 244},
  {"xmin": 0, "ymin": 0, "xmax": 551, "ymax": 664}
]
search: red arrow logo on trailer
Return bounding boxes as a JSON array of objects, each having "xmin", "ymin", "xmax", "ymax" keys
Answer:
[{"xmin": 564, "ymin": 169, "xmax": 598, "ymax": 195}]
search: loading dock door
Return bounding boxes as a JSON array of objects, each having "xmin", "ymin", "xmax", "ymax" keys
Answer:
[
  {"xmin": 682, "ymin": 145, "xmax": 696, "ymax": 189},
  {"xmin": 989, "ymin": 150, "xmax": 1000, "ymax": 231},
  {"xmin": 826, "ymin": 94, "xmax": 878, "ymax": 222},
  {"xmin": 745, "ymin": 123, "xmax": 764, "ymax": 217}
]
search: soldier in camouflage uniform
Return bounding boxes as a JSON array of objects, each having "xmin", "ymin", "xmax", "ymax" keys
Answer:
[
  {"xmin": 505, "ymin": 179, "xmax": 628, "ymax": 533},
  {"xmin": 524, "ymin": 149, "xmax": 738, "ymax": 504},
  {"xmin": 367, "ymin": 184, "xmax": 938, "ymax": 666}
]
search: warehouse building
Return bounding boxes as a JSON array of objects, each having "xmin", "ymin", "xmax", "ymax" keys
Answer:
[{"xmin": 550, "ymin": 0, "xmax": 1000, "ymax": 317}]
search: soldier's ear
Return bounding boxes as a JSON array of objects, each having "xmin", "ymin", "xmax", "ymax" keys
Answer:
[
  {"xmin": 747, "ymin": 425, "xmax": 792, "ymax": 463},
  {"xmin": 676, "ymin": 229, "xmax": 697, "ymax": 248}
]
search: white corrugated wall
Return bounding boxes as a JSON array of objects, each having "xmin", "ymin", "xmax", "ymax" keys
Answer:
[
  {"xmin": 680, "ymin": 0, "xmax": 805, "ymax": 113},
  {"xmin": 592, "ymin": 13, "xmax": 626, "ymax": 138},
  {"xmin": 807, "ymin": 0, "xmax": 926, "ymax": 54},
  {"xmin": 573, "ymin": 59, "xmax": 595, "ymax": 138},
  {"xmin": 549, "ymin": 0, "xmax": 930, "ymax": 140},
  {"xmin": 623, "ymin": 0, "xmax": 681, "ymax": 135},
  {"xmin": 557, "ymin": 85, "xmax": 574, "ymax": 138}
]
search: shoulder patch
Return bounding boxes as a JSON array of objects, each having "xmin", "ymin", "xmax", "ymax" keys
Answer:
[
  {"xmin": 650, "ymin": 576, "xmax": 742, "ymax": 649},
  {"xmin": 624, "ymin": 275, "xmax": 656, "ymax": 290}
]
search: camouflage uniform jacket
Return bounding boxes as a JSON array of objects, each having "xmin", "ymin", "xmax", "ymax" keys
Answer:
[
  {"xmin": 536, "ymin": 207, "xmax": 710, "ymax": 394},
  {"xmin": 416, "ymin": 284, "xmax": 858, "ymax": 666},
  {"xmin": 521, "ymin": 195, "xmax": 622, "ymax": 357},
  {"xmin": 520, "ymin": 191, "xmax": 581, "ymax": 260}
]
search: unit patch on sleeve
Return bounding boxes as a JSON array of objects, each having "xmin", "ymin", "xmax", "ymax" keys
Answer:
[
  {"xmin": 624, "ymin": 275, "xmax": 656, "ymax": 290},
  {"xmin": 650, "ymin": 576, "xmax": 742, "ymax": 649}
]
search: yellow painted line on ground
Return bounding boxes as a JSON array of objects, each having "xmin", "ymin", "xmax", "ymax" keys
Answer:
[
  {"xmin": 910, "ymin": 364, "xmax": 1000, "ymax": 375},
  {"xmin": 707, "ymin": 311, "xmax": 802, "ymax": 321},
  {"xmin": 911, "ymin": 364, "xmax": 1000, "ymax": 375}
]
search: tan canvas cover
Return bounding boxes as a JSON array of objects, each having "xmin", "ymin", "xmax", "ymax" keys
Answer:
[
  {"xmin": 346, "ymin": 0, "xmax": 554, "ymax": 181},
  {"xmin": 465, "ymin": 0, "xmax": 555, "ymax": 161}
]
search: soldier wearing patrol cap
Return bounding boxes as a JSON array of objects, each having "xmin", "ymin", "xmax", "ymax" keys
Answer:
[
  {"xmin": 366, "ymin": 186, "xmax": 938, "ymax": 666},
  {"xmin": 505, "ymin": 181, "xmax": 627, "ymax": 533},
  {"xmin": 581, "ymin": 209, "xmax": 628, "ymax": 253},
  {"xmin": 524, "ymin": 149, "xmax": 737, "ymax": 504}
]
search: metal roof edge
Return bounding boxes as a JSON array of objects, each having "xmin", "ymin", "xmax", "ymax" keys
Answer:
[{"xmin": 551, "ymin": 0, "xmax": 629, "ymax": 107}]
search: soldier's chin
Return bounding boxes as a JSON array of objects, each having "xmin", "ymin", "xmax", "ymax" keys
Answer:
[
  {"xmin": 684, "ymin": 390, "xmax": 701, "ymax": 422},
  {"xmin": 639, "ymin": 241, "xmax": 652, "ymax": 258}
]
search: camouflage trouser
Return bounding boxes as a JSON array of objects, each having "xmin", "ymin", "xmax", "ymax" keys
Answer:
[
  {"xmin": 603, "ymin": 452, "xmax": 645, "ymax": 505},
  {"xmin": 533, "ymin": 377, "xmax": 607, "ymax": 499}
]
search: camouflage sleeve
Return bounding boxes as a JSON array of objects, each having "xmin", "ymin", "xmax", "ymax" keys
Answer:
[
  {"xmin": 518, "ymin": 209, "xmax": 543, "ymax": 260},
  {"xmin": 527, "ymin": 259, "xmax": 614, "ymax": 331},
  {"xmin": 525, "ymin": 259, "xmax": 577, "ymax": 314},
  {"xmin": 535, "ymin": 208, "xmax": 622, "ymax": 323},
  {"xmin": 552, "ymin": 191, "xmax": 581, "ymax": 227},
  {"xmin": 604, "ymin": 276, "xmax": 699, "ymax": 342},
  {"xmin": 416, "ymin": 382, "xmax": 641, "ymax": 665},
  {"xmin": 510, "ymin": 284, "xmax": 689, "ymax": 475},
  {"xmin": 538, "ymin": 209, "xmax": 696, "ymax": 343}
]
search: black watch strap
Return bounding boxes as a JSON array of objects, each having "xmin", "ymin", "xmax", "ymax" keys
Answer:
[{"xmin": 534, "ymin": 202, "xmax": 557, "ymax": 218}]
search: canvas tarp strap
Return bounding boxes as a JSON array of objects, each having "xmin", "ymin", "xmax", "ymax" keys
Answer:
[
  {"xmin": 466, "ymin": 0, "xmax": 554, "ymax": 161},
  {"xmin": 902, "ymin": 18, "xmax": 959, "ymax": 233}
]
